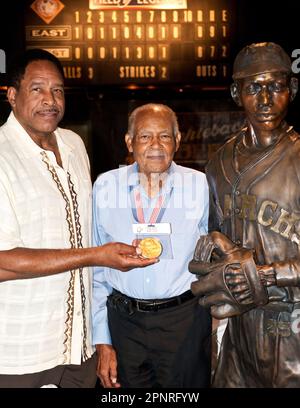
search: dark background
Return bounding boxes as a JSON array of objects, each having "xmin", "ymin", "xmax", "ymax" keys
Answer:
[{"xmin": 1, "ymin": 0, "xmax": 300, "ymax": 181}]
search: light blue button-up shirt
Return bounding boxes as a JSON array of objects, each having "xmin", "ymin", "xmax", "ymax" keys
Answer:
[{"xmin": 92, "ymin": 162, "xmax": 209, "ymax": 344}]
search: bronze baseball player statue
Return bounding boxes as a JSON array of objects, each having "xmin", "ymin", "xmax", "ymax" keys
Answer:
[{"xmin": 189, "ymin": 42, "xmax": 300, "ymax": 387}]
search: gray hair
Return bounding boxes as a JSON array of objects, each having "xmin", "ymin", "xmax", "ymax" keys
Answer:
[{"xmin": 127, "ymin": 103, "xmax": 179, "ymax": 138}]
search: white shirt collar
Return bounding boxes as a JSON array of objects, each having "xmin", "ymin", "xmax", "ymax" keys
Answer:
[{"xmin": 6, "ymin": 111, "xmax": 73, "ymax": 162}]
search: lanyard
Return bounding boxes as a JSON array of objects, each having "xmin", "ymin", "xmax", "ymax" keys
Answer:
[{"xmin": 130, "ymin": 185, "xmax": 172, "ymax": 224}]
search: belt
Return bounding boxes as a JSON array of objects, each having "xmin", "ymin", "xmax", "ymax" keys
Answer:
[{"xmin": 109, "ymin": 289, "xmax": 195, "ymax": 314}]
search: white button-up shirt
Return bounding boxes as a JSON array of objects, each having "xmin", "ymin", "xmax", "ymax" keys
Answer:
[{"xmin": 0, "ymin": 112, "xmax": 94, "ymax": 374}]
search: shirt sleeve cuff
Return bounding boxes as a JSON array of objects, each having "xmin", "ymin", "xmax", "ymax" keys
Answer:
[{"xmin": 92, "ymin": 321, "xmax": 112, "ymax": 345}]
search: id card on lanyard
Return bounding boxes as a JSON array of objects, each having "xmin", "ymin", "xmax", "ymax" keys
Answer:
[{"xmin": 130, "ymin": 185, "xmax": 173, "ymax": 259}]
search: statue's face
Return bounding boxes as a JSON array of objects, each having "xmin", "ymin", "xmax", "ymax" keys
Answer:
[{"xmin": 239, "ymin": 72, "xmax": 290, "ymax": 131}]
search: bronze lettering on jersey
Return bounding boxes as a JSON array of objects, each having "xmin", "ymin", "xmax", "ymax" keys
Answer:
[
  {"xmin": 224, "ymin": 193, "xmax": 300, "ymax": 244},
  {"xmin": 270, "ymin": 209, "xmax": 300, "ymax": 239},
  {"xmin": 257, "ymin": 200, "xmax": 278, "ymax": 226},
  {"xmin": 240, "ymin": 194, "xmax": 256, "ymax": 221}
]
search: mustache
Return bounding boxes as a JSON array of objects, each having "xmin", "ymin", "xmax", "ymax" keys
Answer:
[
  {"xmin": 37, "ymin": 107, "xmax": 60, "ymax": 114},
  {"xmin": 146, "ymin": 150, "xmax": 165, "ymax": 156}
]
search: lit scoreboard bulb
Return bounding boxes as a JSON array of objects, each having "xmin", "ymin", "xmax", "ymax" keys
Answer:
[{"xmin": 26, "ymin": 0, "xmax": 235, "ymax": 87}]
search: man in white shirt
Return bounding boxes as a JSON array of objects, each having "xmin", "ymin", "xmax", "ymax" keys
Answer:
[{"xmin": 0, "ymin": 49, "xmax": 155, "ymax": 388}]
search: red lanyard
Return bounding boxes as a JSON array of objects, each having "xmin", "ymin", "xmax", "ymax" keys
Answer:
[
  {"xmin": 133, "ymin": 189, "xmax": 164, "ymax": 224},
  {"xmin": 131, "ymin": 184, "xmax": 173, "ymax": 224}
]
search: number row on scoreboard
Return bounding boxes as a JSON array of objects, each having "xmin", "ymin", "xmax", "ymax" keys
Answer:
[
  {"xmin": 74, "ymin": 9, "xmax": 229, "ymax": 24},
  {"xmin": 69, "ymin": 44, "xmax": 229, "ymax": 61},
  {"xmin": 73, "ymin": 24, "xmax": 229, "ymax": 41}
]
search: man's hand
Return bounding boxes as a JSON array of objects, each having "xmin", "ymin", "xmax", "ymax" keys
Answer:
[
  {"xmin": 95, "ymin": 242, "xmax": 158, "ymax": 272},
  {"xmin": 96, "ymin": 344, "xmax": 121, "ymax": 388},
  {"xmin": 0, "ymin": 242, "xmax": 158, "ymax": 282}
]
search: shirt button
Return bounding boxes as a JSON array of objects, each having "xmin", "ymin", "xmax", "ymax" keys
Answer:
[
  {"xmin": 76, "ymin": 311, "xmax": 81, "ymax": 317},
  {"xmin": 236, "ymin": 239, "xmax": 241, "ymax": 246},
  {"xmin": 234, "ymin": 208, "xmax": 240, "ymax": 214},
  {"xmin": 235, "ymin": 190, "xmax": 240, "ymax": 196},
  {"xmin": 146, "ymin": 278, "xmax": 150, "ymax": 283}
]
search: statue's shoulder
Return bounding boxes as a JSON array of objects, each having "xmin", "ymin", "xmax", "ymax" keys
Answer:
[
  {"xmin": 205, "ymin": 128, "xmax": 247, "ymax": 178},
  {"xmin": 288, "ymin": 128, "xmax": 300, "ymax": 143},
  {"xmin": 206, "ymin": 127, "xmax": 245, "ymax": 167}
]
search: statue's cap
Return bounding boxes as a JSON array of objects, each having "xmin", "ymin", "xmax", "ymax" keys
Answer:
[{"xmin": 232, "ymin": 42, "xmax": 291, "ymax": 80}]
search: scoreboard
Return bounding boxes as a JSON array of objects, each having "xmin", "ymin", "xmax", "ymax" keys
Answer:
[{"xmin": 25, "ymin": 0, "xmax": 236, "ymax": 87}]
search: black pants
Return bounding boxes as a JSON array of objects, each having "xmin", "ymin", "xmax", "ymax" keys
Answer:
[
  {"xmin": 107, "ymin": 295, "xmax": 211, "ymax": 388},
  {"xmin": 0, "ymin": 353, "xmax": 97, "ymax": 388}
]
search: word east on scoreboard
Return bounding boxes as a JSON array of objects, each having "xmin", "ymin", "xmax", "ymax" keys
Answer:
[{"xmin": 25, "ymin": 0, "xmax": 236, "ymax": 87}]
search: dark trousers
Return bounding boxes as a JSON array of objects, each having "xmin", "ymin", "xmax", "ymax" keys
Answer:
[
  {"xmin": 0, "ymin": 353, "xmax": 97, "ymax": 388},
  {"xmin": 107, "ymin": 295, "xmax": 211, "ymax": 388}
]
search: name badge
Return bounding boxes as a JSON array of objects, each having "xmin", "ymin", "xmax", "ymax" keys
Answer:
[{"xmin": 132, "ymin": 222, "xmax": 171, "ymax": 235}]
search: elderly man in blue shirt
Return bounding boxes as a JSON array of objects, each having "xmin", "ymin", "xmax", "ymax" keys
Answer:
[{"xmin": 92, "ymin": 103, "xmax": 211, "ymax": 388}]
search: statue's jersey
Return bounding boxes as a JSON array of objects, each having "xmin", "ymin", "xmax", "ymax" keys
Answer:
[{"xmin": 207, "ymin": 126, "xmax": 300, "ymax": 304}]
